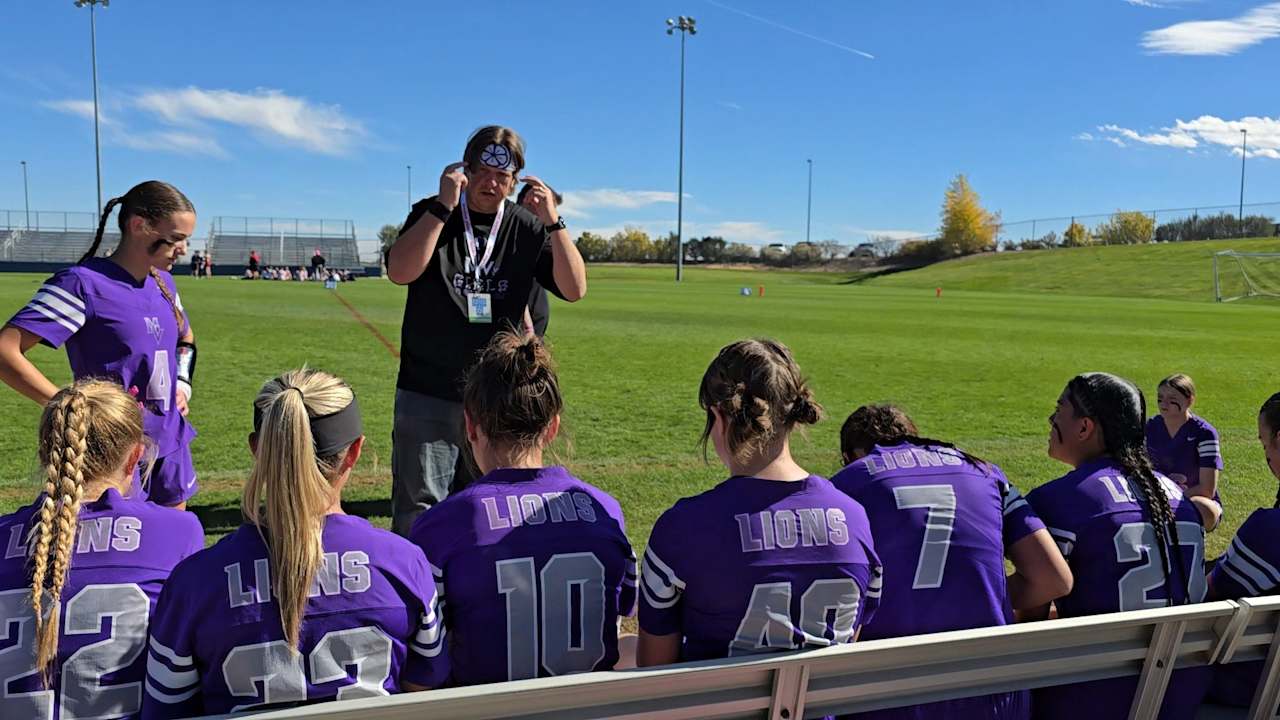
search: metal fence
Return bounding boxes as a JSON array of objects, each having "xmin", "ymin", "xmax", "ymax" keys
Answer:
[
  {"xmin": 0, "ymin": 210, "xmax": 99, "ymax": 233},
  {"xmin": 210, "ymin": 216, "xmax": 355, "ymax": 239}
]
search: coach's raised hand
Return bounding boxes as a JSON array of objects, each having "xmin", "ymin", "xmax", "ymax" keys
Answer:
[
  {"xmin": 439, "ymin": 161, "xmax": 467, "ymax": 211},
  {"xmin": 518, "ymin": 175, "xmax": 559, "ymax": 225}
]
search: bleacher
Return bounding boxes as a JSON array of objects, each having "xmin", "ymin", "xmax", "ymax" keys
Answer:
[
  {"xmin": 0, "ymin": 211, "xmax": 119, "ymax": 264},
  {"xmin": 207, "ymin": 216, "xmax": 360, "ymax": 269},
  {"xmin": 195, "ymin": 596, "xmax": 1280, "ymax": 720}
]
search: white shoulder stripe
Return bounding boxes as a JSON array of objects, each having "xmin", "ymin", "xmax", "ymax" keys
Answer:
[
  {"xmin": 40, "ymin": 284, "xmax": 85, "ymax": 311},
  {"xmin": 642, "ymin": 548, "xmax": 685, "ymax": 590},
  {"xmin": 147, "ymin": 656, "xmax": 199, "ymax": 690},
  {"xmin": 1221, "ymin": 561, "xmax": 1265, "ymax": 598},
  {"xmin": 26, "ymin": 303, "xmax": 80, "ymax": 335},
  {"xmin": 145, "ymin": 679, "xmax": 200, "ymax": 704},
  {"xmin": 32, "ymin": 291, "xmax": 86, "ymax": 325},
  {"xmin": 149, "ymin": 637, "xmax": 193, "ymax": 666}
]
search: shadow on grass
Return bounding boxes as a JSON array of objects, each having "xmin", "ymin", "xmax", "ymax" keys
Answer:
[
  {"xmin": 837, "ymin": 265, "xmax": 922, "ymax": 285},
  {"xmin": 192, "ymin": 498, "xmax": 392, "ymax": 535}
]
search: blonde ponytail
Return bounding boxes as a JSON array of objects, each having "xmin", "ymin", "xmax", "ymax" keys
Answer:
[
  {"xmin": 29, "ymin": 381, "xmax": 144, "ymax": 682},
  {"xmin": 243, "ymin": 369, "xmax": 356, "ymax": 650}
]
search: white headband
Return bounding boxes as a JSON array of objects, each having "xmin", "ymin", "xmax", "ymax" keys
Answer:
[{"xmin": 477, "ymin": 143, "xmax": 517, "ymax": 172}]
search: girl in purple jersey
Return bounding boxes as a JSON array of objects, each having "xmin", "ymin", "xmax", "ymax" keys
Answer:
[
  {"xmin": 1203, "ymin": 392, "xmax": 1280, "ymax": 706},
  {"xmin": 832, "ymin": 404, "xmax": 1071, "ymax": 720},
  {"xmin": 1028, "ymin": 372, "xmax": 1211, "ymax": 720},
  {"xmin": 409, "ymin": 332, "xmax": 635, "ymax": 685},
  {"xmin": 0, "ymin": 181, "xmax": 200, "ymax": 508},
  {"xmin": 637, "ymin": 339, "xmax": 881, "ymax": 676},
  {"xmin": 143, "ymin": 369, "xmax": 447, "ymax": 718},
  {"xmin": 0, "ymin": 380, "xmax": 203, "ymax": 720},
  {"xmin": 1145, "ymin": 374, "xmax": 1223, "ymax": 529}
]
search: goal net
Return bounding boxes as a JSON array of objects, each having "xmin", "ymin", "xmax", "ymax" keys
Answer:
[{"xmin": 1214, "ymin": 250, "xmax": 1280, "ymax": 302}]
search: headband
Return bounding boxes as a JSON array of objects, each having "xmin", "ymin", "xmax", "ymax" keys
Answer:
[
  {"xmin": 253, "ymin": 392, "xmax": 363, "ymax": 458},
  {"xmin": 477, "ymin": 143, "xmax": 517, "ymax": 172}
]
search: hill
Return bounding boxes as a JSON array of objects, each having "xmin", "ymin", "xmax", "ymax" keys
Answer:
[{"xmin": 870, "ymin": 237, "xmax": 1280, "ymax": 301}]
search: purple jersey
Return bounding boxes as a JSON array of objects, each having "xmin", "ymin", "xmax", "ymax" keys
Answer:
[
  {"xmin": 408, "ymin": 466, "xmax": 636, "ymax": 686},
  {"xmin": 8, "ymin": 260, "xmax": 197, "ymax": 459},
  {"xmin": 1026, "ymin": 458, "xmax": 1209, "ymax": 720},
  {"xmin": 1145, "ymin": 416, "xmax": 1222, "ymax": 496},
  {"xmin": 1205, "ymin": 508, "xmax": 1280, "ymax": 706},
  {"xmin": 142, "ymin": 515, "xmax": 447, "ymax": 718},
  {"xmin": 639, "ymin": 475, "xmax": 881, "ymax": 663},
  {"xmin": 831, "ymin": 443, "xmax": 1042, "ymax": 720},
  {"xmin": 0, "ymin": 488, "xmax": 204, "ymax": 720}
]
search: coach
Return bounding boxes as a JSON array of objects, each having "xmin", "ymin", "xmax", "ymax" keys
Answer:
[{"xmin": 385, "ymin": 125, "xmax": 586, "ymax": 535}]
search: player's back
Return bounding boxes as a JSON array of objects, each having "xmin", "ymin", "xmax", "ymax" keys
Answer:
[
  {"xmin": 1206, "ymin": 507, "xmax": 1280, "ymax": 706},
  {"xmin": 1026, "ymin": 458, "xmax": 1208, "ymax": 720},
  {"xmin": 409, "ymin": 466, "xmax": 636, "ymax": 685},
  {"xmin": 640, "ymin": 474, "xmax": 881, "ymax": 663},
  {"xmin": 143, "ymin": 514, "xmax": 447, "ymax": 717},
  {"xmin": 0, "ymin": 488, "xmax": 204, "ymax": 720},
  {"xmin": 831, "ymin": 443, "xmax": 1037, "ymax": 638}
]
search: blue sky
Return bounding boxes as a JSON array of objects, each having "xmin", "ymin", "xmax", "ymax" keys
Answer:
[{"xmin": 0, "ymin": 1, "xmax": 1276, "ymax": 254}]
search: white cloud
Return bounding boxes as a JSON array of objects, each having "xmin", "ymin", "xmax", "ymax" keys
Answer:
[
  {"xmin": 1126, "ymin": 0, "xmax": 1167, "ymax": 8},
  {"xmin": 1075, "ymin": 132, "xmax": 1096, "ymax": 141},
  {"xmin": 559, "ymin": 189, "xmax": 679, "ymax": 219},
  {"xmin": 1098, "ymin": 123, "xmax": 1198, "ymax": 148},
  {"xmin": 1096, "ymin": 115, "xmax": 1280, "ymax": 158},
  {"xmin": 717, "ymin": 100, "xmax": 744, "ymax": 111},
  {"xmin": 1142, "ymin": 2, "xmax": 1280, "ymax": 55},
  {"xmin": 845, "ymin": 227, "xmax": 931, "ymax": 241},
  {"xmin": 133, "ymin": 87, "xmax": 364, "ymax": 155},
  {"xmin": 42, "ymin": 99, "xmax": 113, "ymax": 125},
  {"xmin": 116, "ymin": 130, "xmax": 226, "ymax": 158}
]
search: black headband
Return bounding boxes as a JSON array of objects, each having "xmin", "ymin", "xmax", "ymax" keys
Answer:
[{"xmin": 253, "ymin": 393, "xmax": 363, "ymax": 458}]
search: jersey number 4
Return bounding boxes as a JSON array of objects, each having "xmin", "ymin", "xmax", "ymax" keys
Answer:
[{"xmin": 0, "ymin": 584, "xmax": 149, "ymax": 720}]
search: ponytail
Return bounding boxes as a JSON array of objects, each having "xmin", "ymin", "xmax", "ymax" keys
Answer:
[
  {"xmin": 244, "ymin": 369, "xmax": 359, "ymax": 649},
  {"xmin": 79, "ymin": 197, "xmax": 122, "ymax": 264}
]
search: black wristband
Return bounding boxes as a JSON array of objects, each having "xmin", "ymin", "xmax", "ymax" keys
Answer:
[
  {"xmin": 545, "ymin": 217, "xmax": 567, "ymax": 233},
  {"xmin": 425, "ymin": 198, "xmax": 453, "ymax": 224}
]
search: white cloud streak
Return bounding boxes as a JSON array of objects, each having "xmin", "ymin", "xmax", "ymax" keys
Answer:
[
  {"xmin": 704, "ymin": 0, "xmax": 875, "ymax": 60},
  {"xmin": 1095, "ymin": 115, "xmax": 1280, "ymax": 158},
  {"xmin": 559, "ymin": 189, "xmax": 679, "ymax": 219},
  {"xmin": 1142, "ymin": 2, "xmax": 1280, "ymax": 55},
  {"xmin": 116, "ymin": 130, "xmax": 226, "ymax": 158},
  {"xmin": 134, "ymin": 87, "xmax": 364, "ymax": 155}
]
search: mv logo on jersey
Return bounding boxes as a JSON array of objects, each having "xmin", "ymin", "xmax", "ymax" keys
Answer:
[{"xmin": 144, "ymin": 316, "xmax": 164, "ymax": 343}]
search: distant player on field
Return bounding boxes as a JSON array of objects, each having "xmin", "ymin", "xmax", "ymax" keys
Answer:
[
  {"xmin": 1145, "ymin": 373, "xmax": 1223, "ymax": 529},
  {"xmin": 142, "ymin": 369, "xmax": 448, "ymax": 718},
  {"xmin": 0, "ymin": 381, "xmax": 203, "ymax": 720},
  {"xmin": 1203, "ymin": 391, "xmax": 1280, "ymax": 706},
  {"xmin": 1026, "ymin": 373, "xmax": 1210, "ymax": 720},
  {"xmin": 831, "ymin": 404, "xmax": 1071, "ymax": 720},
  {"xmin": 0, "ymin": 181, "xmax": 201, "ymax": 508},
  {"xmin": 637, "ymin": 339, "xmax": 881, "ymax": 667},
  {"xmin": 409, "ymin": 331, "xmax": 635, "ymax": 685}
]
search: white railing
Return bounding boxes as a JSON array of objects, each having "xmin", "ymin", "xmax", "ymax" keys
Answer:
[{"xmin": 196, "ymin": 597, "xmax": 1280, "ymax": 720}]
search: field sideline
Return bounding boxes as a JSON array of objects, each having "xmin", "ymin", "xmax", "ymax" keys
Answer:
[{"xmin": 0, "ymin": 248, "xmax": 1277, "ymax": 557}]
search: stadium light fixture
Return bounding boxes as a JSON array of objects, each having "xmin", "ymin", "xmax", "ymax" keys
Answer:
[
  {"xmin": 666, "ymin": 16, "xmax": 697, "ymax": 282},
  {"xmin": 74, "ymin": 0, "xmax": 108, "ymax": 221}
]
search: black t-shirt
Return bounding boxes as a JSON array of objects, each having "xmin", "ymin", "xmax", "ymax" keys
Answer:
[
  {"xmin": 528, "ymin": 281, "xmax": 549, "ymax": 336},
  {"xmin": 396, "ymin": 196, "xmax": 562, "ymax": 400}
]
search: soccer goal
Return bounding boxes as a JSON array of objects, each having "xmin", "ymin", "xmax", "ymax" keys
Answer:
[{"xmin": 1213, "ymin": 250, "xmax": 1280, "ymax": 302}]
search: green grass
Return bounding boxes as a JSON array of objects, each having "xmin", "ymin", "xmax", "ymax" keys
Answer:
[
  {"xmin": 872, "ymin": 236, "xmax": 1280, "ymax": 301},
  {"xmin": 0, "ymin": 250, "xmax": 1277, "ymax": 558}
]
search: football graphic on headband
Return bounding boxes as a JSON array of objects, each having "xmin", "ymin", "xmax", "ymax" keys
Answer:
[{"xmin": 479, "ymin": 143, "xmax": 515, "ymax": 171}]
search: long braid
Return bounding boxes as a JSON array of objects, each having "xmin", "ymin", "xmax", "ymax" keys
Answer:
[
  {"xmin": 30, "ymin": 389, "xmax": 90, "ymax": 682},
  {"xmin": 78, "ymin": 197, "xmax": 122, "ymax": 264},
  {"xmin": 149, "ymin": 268, "xmax": 186, "ymax": 333},
  {"xmin": 1114, "ymin": 444, "xmax": 1181, "ymax": 606}
]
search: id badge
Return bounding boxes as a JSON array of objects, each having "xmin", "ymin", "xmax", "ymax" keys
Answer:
[{"xmin": 467, "ymin": 292, "xmax": 493, "ymax": 324}]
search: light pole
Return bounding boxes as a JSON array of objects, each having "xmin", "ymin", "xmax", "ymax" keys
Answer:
[
  {"xmin": 20, "ymin": 161, "xmax": 30, "ymax": 230},
  {"xmin": 74, "ymin": 0, "xmax": 107, "ymax": 219},
  {"xmin": 1239, "ymin": 128, "xmax": 1247, "ymax": 234},
  {"xmin": 407, "ymin": 165, "xmax": 412, "ymax": 212},
  {"xmin": 805, "ymin": 159, "xmax": 813, "ymax": 245},
  {"xmin": 667, "ymin": 15, "xmax": 696, "ymax": 282}
]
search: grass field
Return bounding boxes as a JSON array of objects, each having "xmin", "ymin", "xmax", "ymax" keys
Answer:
[{"xmin": 1, "ymin": 243, "xmax": 1278, "ymax": 559}]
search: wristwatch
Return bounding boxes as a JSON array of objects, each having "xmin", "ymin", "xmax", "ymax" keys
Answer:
[
  {"xmin": 425, "ymin": 198, "xmax": 453, "ymax": 223},
  {"xmin": 545, "ymin": 217, "xmax": 567, "ymax": 233}
]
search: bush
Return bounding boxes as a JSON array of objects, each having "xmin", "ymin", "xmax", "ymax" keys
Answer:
[
  {"xmin": 1095, "ymin": 210, "xmax": 1155, "ymax": 245},
  {"xmin": 1154, "ymin": 213, "xmax": 1277, "ymax": 243},
  {"xmin": 1062, "ymin": 222, "xmax": 1093, "ymax": 247}
]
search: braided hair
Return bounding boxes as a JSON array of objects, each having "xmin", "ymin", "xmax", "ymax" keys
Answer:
[
  {"xmin": 698, "ymin": 339, "xmax": 822, "ymax": 465},
  {"xmin": 1259, "ymin": 392, "xmax": 1280, "ymax": 509},
  {"xmin": 1065, "ymin": 372, "xmax": 1189, "ymax": 606},
  {"xmin": 839, "ymin": 403, "xmax": 990, "ymax": 469},
  {"xmin": 80, "ymin": 181, "xmax": 194, "ymax": 333}
]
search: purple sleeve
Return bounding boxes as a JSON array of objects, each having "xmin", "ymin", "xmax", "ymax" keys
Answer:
[
  {"xmin": 638, "ymin": 509, "xmax": 687, "ymax": 637},
  {"xmin": 399, "ymin": 554, "xmax": 450, "ymax": 689},
  {"xmin": 595, "ymin": 488, "xmax": 638, "ymax": 617},
  {"xmin": 1197, "ymin": 422, "xmax": 1223, "ymax": 470},
  {"xmin": 7, "ymin": 270, "xmax": 89, "ymax": 348},
  {"xmin": 860, "ymin": 543, "xmax": 883, "ymax": 630},
  {"xmin": 142, "ymin": 565, "xmax": 203, "ymax": 719},
  {"xmin": 1209, "ymin": 511, "xmax": 1280, "ymax": 600},
  {"xmin": 1026, "ymin": 484, "xmax": 1075, "ymax": 561},
  {"xmin": 999, "ymin": 477, "xmax": 1046, "ymax": 547}
]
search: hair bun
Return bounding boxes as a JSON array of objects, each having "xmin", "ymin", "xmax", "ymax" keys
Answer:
[{"xmin": 788, "ymin": 394, "xmax": 822, "ymax": 425}]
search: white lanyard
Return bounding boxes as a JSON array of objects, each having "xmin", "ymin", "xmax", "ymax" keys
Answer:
[{"xmin": 459, "ymin": 192, "xmax": 504, "ymax": 283}]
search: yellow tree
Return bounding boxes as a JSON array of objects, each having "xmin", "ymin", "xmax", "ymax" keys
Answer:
[{"xmin": 938, "ymin": 174, "xmax": 1001, "ymax": 257}]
